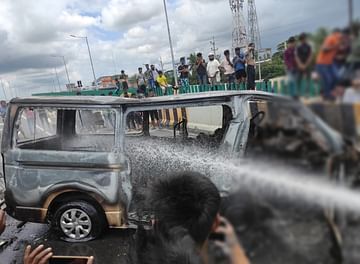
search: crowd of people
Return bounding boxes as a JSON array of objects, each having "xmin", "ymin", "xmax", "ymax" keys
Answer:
[
  {"xmin": 113, "ymin": 43, "xmax": 259, "ymax": 98},
  {"xmin": 284, "ymin": 27, "xmax": 360, "ymax": 101},
  {"xmin": 0, "ymin": 172, "xmax": 249, "ymax": 264}
]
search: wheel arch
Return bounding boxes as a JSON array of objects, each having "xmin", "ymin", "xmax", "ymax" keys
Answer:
[{"xmin": 45, "ymin": 190, "xmax": 108, "ymax": 226}]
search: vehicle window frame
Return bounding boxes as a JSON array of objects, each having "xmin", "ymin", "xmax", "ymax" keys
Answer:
[{"xmin": 12, "ymin": 105, "xmax": 122, "ymax": 153}]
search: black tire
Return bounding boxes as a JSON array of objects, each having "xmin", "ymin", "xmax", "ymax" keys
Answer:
[{"xmin": 52, "ymin": 200, "xmax": 106, "ymax": 242}]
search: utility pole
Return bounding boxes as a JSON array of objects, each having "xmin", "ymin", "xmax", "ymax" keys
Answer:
[
  {"xmin": 210, "ymin": 36, "xmax": 219, "ymax": 57},
  {"xmin": 349, "ymin": 0, "xmax": 353, "ymax": 28},
  {"xmin": 162, "ymin": 0, "xmax": 178, "ymax": 87},
  {"xmin": 0, "ymin": 79, "xmax": 7, "ymax": 100},
  {"xmin": 159, "ymin": 57, "xmax": 164, "ymax": 72},
  {"xmin": 54, "ymin": 67, "xmax": 61, "ymax": 91}
]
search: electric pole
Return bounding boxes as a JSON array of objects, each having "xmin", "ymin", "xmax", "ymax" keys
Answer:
[{"xmin": 210, "ymin": 36, "xmax": 219, "ymax": 57}]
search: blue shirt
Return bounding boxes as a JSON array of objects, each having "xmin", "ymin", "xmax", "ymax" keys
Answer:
[{"xmin": 233, "ymin": 53, "xmax": 245, "ymax": 71}]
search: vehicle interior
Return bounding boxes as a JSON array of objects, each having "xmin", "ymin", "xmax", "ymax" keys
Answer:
[
  {"xmin": 125, "ymin": 104, "xmax": 233, "ymax": 149},
  {"xmin": 245, "ymin": 99, "xmax": 331, "ymax": 167},
  {"xmin": 15, "ymin": 107, "xmax": 116, "ymax": 152}
]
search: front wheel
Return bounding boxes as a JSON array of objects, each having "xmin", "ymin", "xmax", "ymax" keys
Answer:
[{"xmin": 52, "ymin": 201, "xmax": 106, "ymax": 242}]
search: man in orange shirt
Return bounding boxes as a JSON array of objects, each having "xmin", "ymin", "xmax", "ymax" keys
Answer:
[{"xmin": 316, "ymin": 29, "xmax": 342, "ymax": 100}]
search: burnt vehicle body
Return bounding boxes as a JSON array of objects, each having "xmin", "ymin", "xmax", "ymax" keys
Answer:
[{"xmin": 0, "ymin": 91, "xmax": 351, "ymax": 242}]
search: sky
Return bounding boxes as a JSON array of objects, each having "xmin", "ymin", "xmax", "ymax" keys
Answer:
[{"xmin": 0, "ymin": 0, "xmax": 359, "ymax": 98}]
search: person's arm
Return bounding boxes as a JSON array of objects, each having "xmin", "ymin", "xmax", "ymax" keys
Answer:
[
  {"xmin": 214, "ymin": 216, "xmax": 250, "ymax": 264},
  {"xmin": 24, "ymin": 245, "xmax": 53, "ymax": 264},
  {"xmin": 295, "ymin": 48, "xmax": 304, "ymax": 70},
  {"xmin": 0, "ymin": 209, "xmax": 5, "ymax": 235},
  {"xmin": 305, "ymin": 46, "xmax": 313, "ymax": 68}
]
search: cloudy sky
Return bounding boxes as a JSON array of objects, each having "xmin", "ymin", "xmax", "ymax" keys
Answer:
[{"xmin": 0, "ymin": 0, "xmax": 358, "ymax": 98}]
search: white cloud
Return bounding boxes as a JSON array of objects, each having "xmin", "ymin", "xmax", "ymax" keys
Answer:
[
  {"xmin": 101, "ymin": 0, "xmax": 163, "ymax": 30},
  {"xmin": 0, "ymin": 0, "xmax": 357, "ymax": 99}
]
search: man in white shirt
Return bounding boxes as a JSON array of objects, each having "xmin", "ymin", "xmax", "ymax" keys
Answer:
[
  {"xmin": 220, "ymin": 50, "xmax": 235, "ymax": 84},
  {"xmin": 207, "ymin": 52, "xmax": 221, "ymax": 85}
]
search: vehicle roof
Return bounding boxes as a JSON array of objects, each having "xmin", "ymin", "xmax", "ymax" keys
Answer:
[{"xmin": 10, "ymin": 91, "xmax": 290, "ymax": 107}]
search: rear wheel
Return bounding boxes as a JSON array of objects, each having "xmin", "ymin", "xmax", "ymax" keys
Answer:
[{"xmin": 53, "ymin": 201, "xmax": 106, "ymax": 242}]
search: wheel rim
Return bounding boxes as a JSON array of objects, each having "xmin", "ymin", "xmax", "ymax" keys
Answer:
[{"xmin": 60, "ymin": 208, "xmax": 92, "ymax": 240}]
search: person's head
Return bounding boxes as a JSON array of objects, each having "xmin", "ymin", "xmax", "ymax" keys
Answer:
[
  {"xmin": 287, "ymin": 36, "xmax": 296, "ymax": 48},
  {"xmin": 150, "ymin": 172, "xmax": 221, "ymax": 246},
  {"xmin": 224, "ymin": 49, "xmax": 230, "ymax": 58},
  {"xmin": 158, "ymin": 70, "xmax": 163, "ymax": 76},
  {"xmin": 109, "ymin": 92, "xmax": 113, "ymax": 96},
  {"xmin": 248, "ymin": 42, "xmax": 255, "ymax": 50},
  {"xmin": 299, "ymin": 33, "xmax": 307, "ymax": 43},
  {"xmin": 196, "ymin": 52, "xmax": 203, "ymax": 59},
  {"xmin": 138, "ymin": 67, "xmax": 143, "ymax": 73},
  {"xmin": 124, "ymin": 92, "xmax": 129, "ymax": 98},
  {"xmin": 115, "ymin": 78, "xmax": 119, "ymax": 82},
  {"xmin": 180, "ymin": 57, "xmax": 186, "ymax": 65},
  {"xmin": 151, "ymin": 64, "xmax": 155, "ymax": 70},
  {"xmin": 121, "ymin": 70, "xmax": 125, "ymax": 74},
  {"xmin": 234, "ymin": 47, "xmax": 241, "ymax": 56},
  {"xmin": 208, "ymin": 52, "xmax": 215, "ymax": 61},
  {"xmin": 145, "ymin": 64, "xmax": 150, "ymax": 70}
]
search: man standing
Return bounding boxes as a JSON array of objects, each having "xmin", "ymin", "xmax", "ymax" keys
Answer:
[
  {"xmin": 220, "ymin": 50, "xmax": 235, "ymax": 85},
  {"xmin": 316, "ymin": 29, "xmax": 342, "ymax": 100},
  {"xmin": 119, "ymin": 70, "xmax": 129, "ymax": 93},
  {"xmin": 232, "ymin": 47, "xmax": 246, "ymax": 84},
  {"xmin": 295, "ymin": 33, "xmax": 313, "ymax": 95},
  {"xmin": 284, "ymin": 37, "xmax": 298, "ymax": 96},
  {"xmin": 150, "ymin": 65, "xmax": 159, "ymax": 89},
  {"xmin": 144, "ymin": 64, "xmax": 153, "ymax": 91},
  {"xmin": 245, "ymin": 43, "xmax": 256, "ymax": 90},
  {"xmin": 207, "ymin": 52, "xmax": 221, "ymax": 86},
  {"xmin": 195, "ymin": 53, "xmax": 208, "ymax": 85},
  {"xmin": 156, "ymin": 71, "xmax": 169, "ymax": 95},
  {"xmin": 114, "ymin": 78, "xmax": 121, "ymax": 94},
  {"xmin": 136, "ymin": 67, "xmax": 147, "ymax": 97},
  {"xmin": 178, "ymin": 57, "xmax": 190, "ymax": 90}
]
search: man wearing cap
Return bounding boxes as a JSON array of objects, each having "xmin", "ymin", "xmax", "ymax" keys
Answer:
[{"xmin": 207, "ymin": 52, "xmax": 221, "ymax": 85}]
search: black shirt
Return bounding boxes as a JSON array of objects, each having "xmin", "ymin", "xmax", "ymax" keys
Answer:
[
  {"xmin": 196, "ymin": 59, "xmax": 207, "ymax": 76},
  {"xmin": 178, "ymin": 64, "xmax": 189, "ymax": 79},
  {"xmin": 296, "ymin": 43, "xmax": 312, "ymax": 64}
]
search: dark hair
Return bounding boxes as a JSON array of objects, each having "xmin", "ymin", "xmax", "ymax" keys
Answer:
[
  {"xmin": 299, "ymin": 33, "xmax": 307, "ymax": 41},
  {"xmin": 196, "ymin": 52, "xmax": 202, "ymax": 57},
  {"xmin": 121, "ymin": 70, "xmax": 125, "ymax": 73},
  {"xmin": 158, "ymin": 70, "xmax": 163, "ymax": 74},
  {"xmin": 150, "ymin": 172, "xmax": 221, "ymax": 245},
  {"xmin": 248, "ymin": 42, "xmax": 255, "ymax": 47},
  {"xmin": 288, "ymin": 36, "xmax": 296, "ymax": 43},
  {"xmin": 115, "ymin": 78, "xmax": 119, "ymax": 81},
  {"xmin": 235, "ymin": 47, "xmax": 240, "ymax": 51},
  {"xmin": 138, "ymin": 67, "xmax": 142, "ymax": 71},
  {"xmin": 224, "ymin": 50, "xmax": 230, "ymax": 55},
  {"xmin": 76, "ymin": 92, "xmax": 81, "ymax": 95},
  {"xmin": 109, "ymin": 92, "xmax": 113, "ymax": 96}
]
